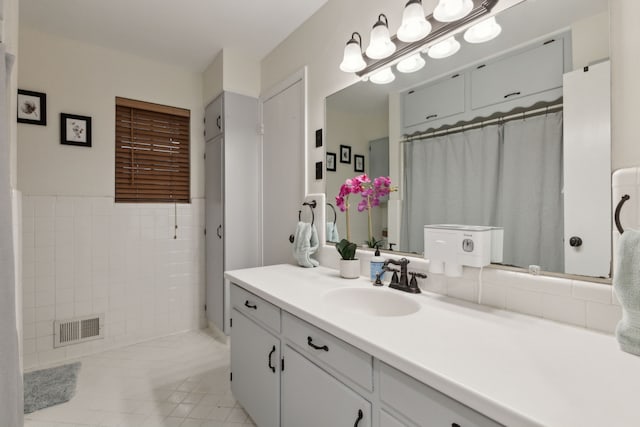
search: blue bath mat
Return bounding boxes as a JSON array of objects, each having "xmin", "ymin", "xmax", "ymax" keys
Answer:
[{"xmin": 24, "ymin": 362, "xmax": 81, "ymax": 414}]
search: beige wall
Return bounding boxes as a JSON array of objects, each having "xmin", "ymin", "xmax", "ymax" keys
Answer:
[
  {"xmin": 17, "ymin": 26, "xmax": 205, "ymax": 198},
  {"xmin": 572, "ymin": 11, "xmax": 609, "ymax": 70},
  {"xmin": 611, "ymin": 0, "xmax": 640, "ymax": 170},
  {"xmin": 3, "ymin": 0, "xmax": 18, "ymax": 189},
  {"xmin": 202, "ymin": 48, "xmax": 261, "ymax": 107}
]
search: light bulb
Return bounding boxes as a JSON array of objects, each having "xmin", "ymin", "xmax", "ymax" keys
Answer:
[
  {"xmin": 433, "ymin": 0, "xmax": 473, "ymax": 22},
  {"xmin": 397, "ymin": 54, "xmax": 426, "ymax": 73},
  {"xmin": 427, "ymin": 36, "xmax": 461, "ymax": 59},
  {"xmin": 463, "ymin": 17, "xmax": 502, "ymax": 44},
  {"xmin": 369, "ymin": 67, "xmax": 396, "ymax": 84},
  {"xmin": 365, "ymin": 14, "xmax": 396, "ymax": 59},
  {"xmin": 339, "ymin": 33, "xmax": 366, "ymax": 72},
  {"xmin": 397, "ymin": 0, "xmax": 432, "ymax": 43}
]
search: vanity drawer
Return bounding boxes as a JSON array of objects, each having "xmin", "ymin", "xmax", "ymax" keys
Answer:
[
  {"xmin": 282, "ymin": 312, "xmax": 373, "ymax": 391},
  {"xmin": 230, "ymin": 284, "xmax": 281, "ymax": 333},
  {"xmin": 379, "ymin": 363, "xmax": 502, "ymax": 427}
]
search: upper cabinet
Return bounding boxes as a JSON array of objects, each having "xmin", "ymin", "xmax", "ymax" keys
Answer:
[
  {"xmin": 205, "ymin": 94, "xmax": 223, "ymax": 141},
  {"xmin": 403, "ymin": 74, "xmax": 465, "ymax": 128},
  {"xmin": 401, "ymin": 34, "xmax": 568, "ymax": 134},
  {"xmin": 471, "ymin": 39, "xmax": 564, "ymax": 110}
]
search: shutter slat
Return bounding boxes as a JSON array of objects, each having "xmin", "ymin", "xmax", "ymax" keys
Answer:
[{"xmin": 115, "ymin": 102, "xmax": 190, "ymax": 203}]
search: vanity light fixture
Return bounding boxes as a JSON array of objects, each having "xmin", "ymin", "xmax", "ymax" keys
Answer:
[
  {"xmin": 339, "ymin": 0, "xmax": 511, "ymax": 84},
  {"xmin": 427, "ymin": 36, "xmax": 461, "ymax": 59},
  {"xmin": 396, "ymin": 53, "xmax": 426, "ymax": 73},
  {"xmin": 433, "ymin": 0, "xmax": 474, "ymax": 22},
  {"xmin": 463, "ymin": 16, "xmax": 502, "ymax": 43},
  {"xmin": 369, "ymin": 67, "xmax": 396, "ymax": 84},
  {"xmin": 365, "ymin": 14, "xmax": 396, "ymax": 59},
  {"xmin": 397, "ymin": 0, "xmax": 432, "ymax": 43},
  {"xmin": 339, "ymin": 32, "xmax": 367, "ymax": 72}
]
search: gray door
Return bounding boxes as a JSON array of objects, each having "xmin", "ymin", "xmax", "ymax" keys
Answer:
[
  {"xmin": 205, "ymin": 135, "xmax": 224, "ymax": 330},
  {"xmin": 261, "ymin": 79, "xmax": 304, "ymax": 265}
]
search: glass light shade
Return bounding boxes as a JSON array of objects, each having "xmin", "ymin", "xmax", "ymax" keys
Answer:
[
  {"xmin": 397, "ymin": 54, "xmax": 426, "ymax": 73},
  {"xmin": 427, "ymin": 36, "xmax": 461, "ymax": 59},
  {"xmin": 365, "ymin": 15, "xmax": 396, "ymax": 59},
  {"xmin": 340, "ymin": 40, "xmax": 366, "ymax": 72},
  {"xmin": 397, "ymin": 1, "xmax": 432, "ymax": 43},
  {"xmin": 463, "ymin": 17, "xmax": 502, "ymax": 43},
  {"xmin": 433, "ymin": 0, "xmax": 473, "ymax": 22},
  {"xmin": 369, "ymin": 67, "xmax": 396, "ymax": 84}
]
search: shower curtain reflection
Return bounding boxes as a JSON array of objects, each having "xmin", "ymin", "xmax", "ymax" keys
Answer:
[{"xmin": 401, "ymin": 111, "xmax": 564, "ymax": 272}]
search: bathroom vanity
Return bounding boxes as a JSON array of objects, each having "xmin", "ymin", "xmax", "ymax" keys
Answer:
[{"xmin": 226, "ymin": 264, "xmax": 640, "ymax": 427}]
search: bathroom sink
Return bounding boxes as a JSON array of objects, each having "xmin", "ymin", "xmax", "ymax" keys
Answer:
[{"xmin": 322, "ymin": 287, "xmax": 421, "ymax": 317}]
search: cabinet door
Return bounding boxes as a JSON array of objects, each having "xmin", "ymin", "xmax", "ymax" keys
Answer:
[
  {"xmin": 205, "ymin": 95, "xmax": 224, "ymax": 141},
  {"xmin": 205, "ymin": 136, "xmax": 224, "ymax": 330},
  {"xmin": 402, "ymin": 74, "xmax": 465, "ymax": 129},
  {"xmin": 230, "ymin": 309, "xmax": 280, "ymax": 427},
  {"xmin": 282, "ymin": 345, "xmax": 371, "ymax": 427},
  {"xmin": 471, "ymin": 39, "xmax": 563, "ymax": 110},
  {"xmin": 380, "ymin": 410, "xmax": 411, "ymax": 427}
]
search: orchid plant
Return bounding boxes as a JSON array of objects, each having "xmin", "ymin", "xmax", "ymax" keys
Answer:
[{"xmin": 336, "ymin": 174, "xmax": 397, "ymax": 247}]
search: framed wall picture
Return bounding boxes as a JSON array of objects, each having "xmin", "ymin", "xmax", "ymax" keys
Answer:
[
  {"xmin": 315, "ymin": 128, "xmax": 323, "ymax": 147},
  {"xmin": 326, "ymin": 152, "xmax": 336, "ymax": 171},
  {"xmin": 17, "ymin": 89, "xmax": 47, "ymax": 126},
  {"xmin": 315, "ymin": 161, "xmax": 323, "ymax": 180},
  {"xmin": 354, "ymin": 155, "xmax": 365, "ymax": 173},
  {"xmin": 61, "ymin": 113, "xmax": 92, "ymax": 147},
  {"xmin": 340, "ymin": 144, "xmax": 351, "ymax": 164}
]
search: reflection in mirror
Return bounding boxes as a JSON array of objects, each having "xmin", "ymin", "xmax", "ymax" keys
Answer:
[{"xmin": 325, "ymin": 0, "xmax": 610, "ymax": 277}]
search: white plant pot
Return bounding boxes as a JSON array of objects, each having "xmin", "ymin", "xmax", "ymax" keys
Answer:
[{"xmin": 339, "ymin": 259, "xmax": 360, "ymax": 279}]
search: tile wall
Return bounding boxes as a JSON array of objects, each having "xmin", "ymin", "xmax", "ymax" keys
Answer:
[{"xmin": 21, "ymin": 196, "xmax": 206, "ymax": 370}]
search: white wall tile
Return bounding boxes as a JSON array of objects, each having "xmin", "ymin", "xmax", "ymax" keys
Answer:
[
  {"xmin": 586, "ymin": 302, "xmax": 622, "ymax": 334},
  {"xmin": 34, "ymin": 196, "xmax": 56, "ymax": 217},
  {"xmin": 541, "ymin": 294, "xmax": 586, "ymax": 327},
  {"xmin": 506, "ymin": 288, "xmax": 543, "ymax": 317},
  {"xmin": 446, "ymin": 278, "xmax": 478, "ymax": 303},
  {"xmin": 572, "ymin": 281, "xmax": 612, "ymax": 303},
  {"xmin": 481, "ymin": 282, "xmax": 507, "ymax": 309}
]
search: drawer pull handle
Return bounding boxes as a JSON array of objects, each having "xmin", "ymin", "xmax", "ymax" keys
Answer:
[
  {"xmin": 267, "ymin": 345, "xmax": 276, "ymax": 373},
  {"xmin": 425, "ymin": 114, "xmax": 438, "ymax": 120},
  {"xmin": 244, "ymin": 301, "xmax": 257, "ymax": 310},
  {"xmin": 216, "ymin": 115, "xmax": 221, "ymax": 130},
  {"xmin": 503, "ymin": 91, "xmax": 521, "ymax": 99},
  {"xmin": 452, "ymin": 424, "xmax": 461, "ymax": 427},
  {"xmin": 307, "ymin": 336, "xmax": 329, "ymax": 352},
  {"xmin": 354, "ymin": 409, "xmax": 363, "ymax": 427}
]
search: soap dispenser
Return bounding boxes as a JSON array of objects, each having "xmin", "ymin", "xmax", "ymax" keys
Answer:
[{"xmin": 370, "ymin": 246, "xmax": 385, "ymax": 282}]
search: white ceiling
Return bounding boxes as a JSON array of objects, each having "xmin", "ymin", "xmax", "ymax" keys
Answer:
[{"xmin": 19, "ymin": 0, "xmax": 328, "ymax": 72}]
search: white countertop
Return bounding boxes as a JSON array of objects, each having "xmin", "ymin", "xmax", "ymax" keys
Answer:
[{"xmin": 225, "ymin": 264, "xmax": 640, "ymax": 427}]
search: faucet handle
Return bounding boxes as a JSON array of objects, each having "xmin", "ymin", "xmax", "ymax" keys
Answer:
[
  {"xmin": 384, "ymin": 267, "xmax": 400, "ymax": 285},
  {"xmin": 407, "ymin": 271, "xmax": 427, "ymax": 294}
]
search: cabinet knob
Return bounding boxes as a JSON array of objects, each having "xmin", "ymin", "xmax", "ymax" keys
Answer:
[{"xmin": 569, "ymin": 236, "xmax": 583, "ymax": 247}]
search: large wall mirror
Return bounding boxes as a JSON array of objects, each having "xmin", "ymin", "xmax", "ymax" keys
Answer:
[{"xmin": 325, "ymin": 0, "xmax": 610, "ymax": 279}]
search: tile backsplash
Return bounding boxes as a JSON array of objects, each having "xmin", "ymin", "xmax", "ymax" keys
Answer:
[
  {"xmin": 21, "ymin": 195, "xmax": 206, "ymax": 369},
  {"xmin": 320, "ymin": 249, "xmax": 622, "ymax": 335}
]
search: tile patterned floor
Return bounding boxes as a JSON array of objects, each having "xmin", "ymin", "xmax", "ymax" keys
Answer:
[{"xmin": 24, "ymin": 330, "xmax": 255, "ymax": 427}]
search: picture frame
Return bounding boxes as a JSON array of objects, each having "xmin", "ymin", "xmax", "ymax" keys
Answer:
[
  {"xmin": 315, "ymin": 161, "xmax": 323, "ymax": 180},
  {"xmin": 17, "ymin": 89, "xmax": 47, "ymax": 126},
  {"xmin": 354, "ymin": 155, "xmax": 365, "ymax": 173},
  {"xmin": 60, "ymin": 113, "xmax": 92, "ymax": 147},
  {"xmin": 326, "ymin": 152, "xmax": 336, "ymax": 171},
  {"xmin": 340, "ymin": 144, "xmax": 351, "ymax": 164},
  {"xmin": 315, "ymin": 128, "xmax": 323, "ymax": 148}
]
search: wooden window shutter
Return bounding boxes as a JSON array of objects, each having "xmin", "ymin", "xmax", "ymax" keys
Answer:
[{"xmin": 115, "ymin": 97, "xmax": 190, "ymax": 203}]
